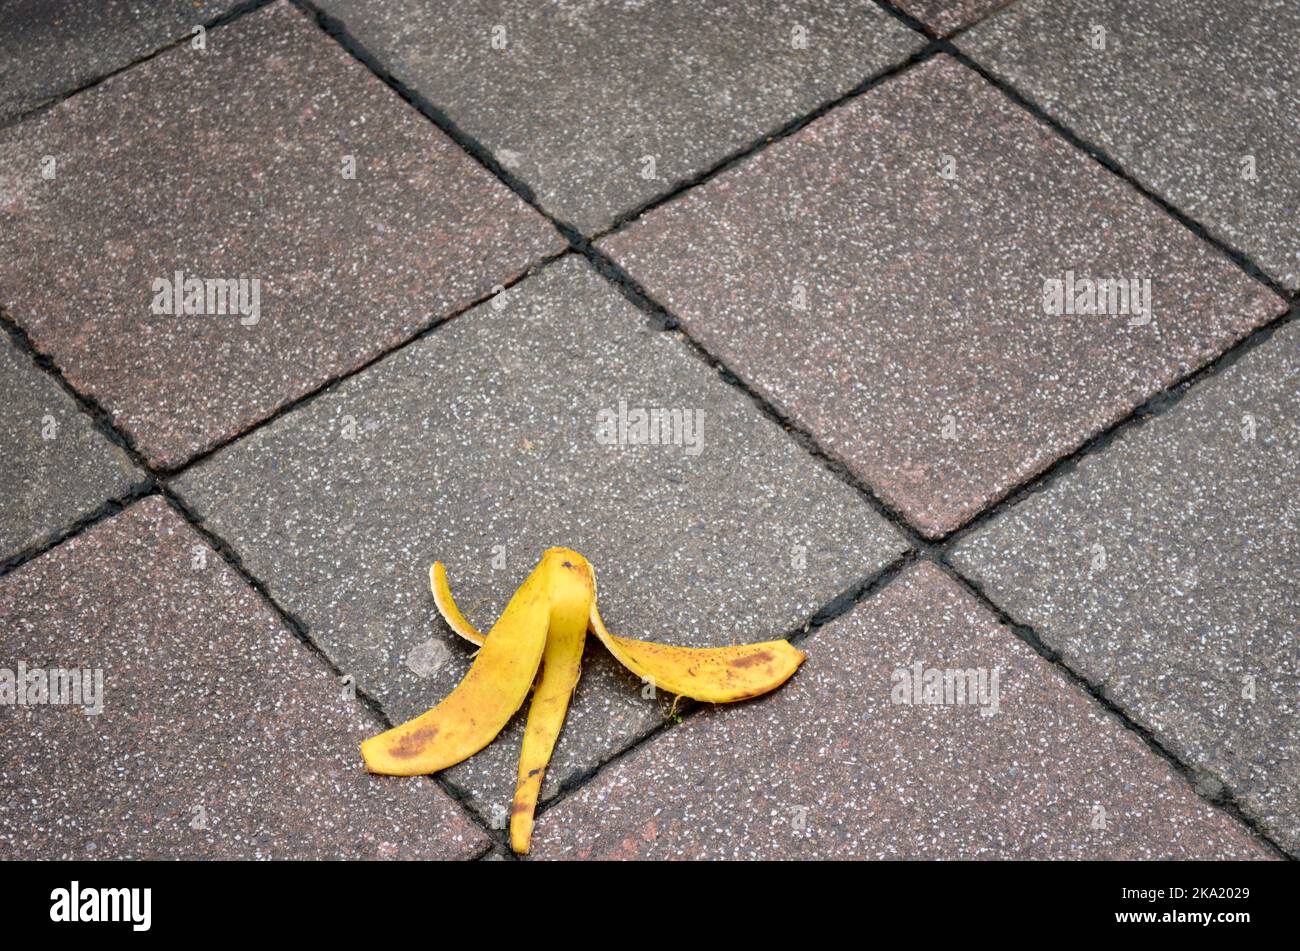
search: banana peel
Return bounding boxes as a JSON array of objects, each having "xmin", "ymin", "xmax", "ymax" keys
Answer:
[
  {"xmin": 365, "ymin": 550, "xmax": 806, "ymax": 854},
  {"xmin": 433, "ymin": 561, "xmax": 806, "ymax": 702}
]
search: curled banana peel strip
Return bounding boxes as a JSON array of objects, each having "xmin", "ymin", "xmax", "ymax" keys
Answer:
[{"xmin": 362, "ymin": 549, "xmax": 806, "ymax": 854}]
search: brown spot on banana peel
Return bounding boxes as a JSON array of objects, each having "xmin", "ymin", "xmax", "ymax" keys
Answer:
[
  {"xmin": 729, "ymin": 649, "xmax": 775, "ymax": 669},
  {"xmin": 387, "ymin": 725, "xmax": 438, "ymax": 760}
]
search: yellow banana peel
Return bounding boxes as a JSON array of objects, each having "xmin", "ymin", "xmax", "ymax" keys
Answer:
[
  {"xmin": 433, "ymin": 560, "xmax": 805, "ymax": 702},
  {"xmin": 365, "ymin": 549, "xmax": 806, "ymax": 854}
]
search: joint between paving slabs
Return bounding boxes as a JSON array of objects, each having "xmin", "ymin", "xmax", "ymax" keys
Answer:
[
  {"xmin": 161, "ymin": 245, "xmax": 571, "ymax": 480},
  {"xmin": 0, "ymin": 482, "xmax": 158, "ymax": 581},
  {"xmin": 868, "ymin": 0, "xmax": 1028, "ymax": 42},
  {"xmin": 945, "ymin": 43, "xmax": 1294, "ymax": 301},
  {"xmin": 870, "ymin": 0, "xmax": 942, "ymax": 41},
  {"xmin": 586, "ymin": 43, "xmax": 945, "ymax": 242},
  {"xmin": 0, "ymin": 305, "xmax": 153, "ymax": 473},
  {"xmin": 293, "ymin": 0, "xmax": 942, "ymax": 248},
  {"xmin": 289, "ymin": 0, "xmax": 585, "ymax": 244},
  {"xmin": 581, "ymin": 244, "xmax": 938, "ymax": 556},
  {"xmin": 939, "ymin": 300, "xmax": 1298, "ymax": 551},
  {"xmin": 0, "ymin": 0, "xmax": 278, "ymax": 133},
  {"xmin": 929, "ymin": 556, "xmax": 1294, "ymax": 860},
  {"xmin": 158, "ymin": 489, "xmax": 382, "ymax": 725}
]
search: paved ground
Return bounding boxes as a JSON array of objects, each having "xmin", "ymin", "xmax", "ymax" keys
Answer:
[{"xmin": 0, "ymin": 1, "xmax": 1294, "ymax": 860}]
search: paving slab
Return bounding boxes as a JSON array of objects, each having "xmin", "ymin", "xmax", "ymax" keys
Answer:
[
  {"xmin": 962, "ymin": 0, "xmax": 1300, "ymax": 289},
  {"xmin": 529, "ymin": 562, "xmax": 1269, "ymax": 859},
  {"xmin": 0, "ymin": 497, "xmax": 486, "ymax": 859},
  {"xmin": 950, "ymin": 321, "xmax": 1300, "ymax": 856},
  {"xmin": 893, "ymin": 0, "xmax": 1014, "ymax": 36},
  {"xmin": 0, "ymin": 335, "xmax": 141, "ymax": 564},
  {"xmin": 173, "ymin": 256, "xmax": 907, "ymax": 821},
  {"xmin": 0, "ymin": 0, "xmax": 562, "ymax": 469},
  {"xmin": 601, "ymin": 56, "xmax": 1286, "ymax": 540},
  {"xmin": 312, "ymin": 0, "xmax": 925, "ymax": 235},
  {"xmin": 0, "ymin": 0, "xmax": 244, "ymax": 123}
]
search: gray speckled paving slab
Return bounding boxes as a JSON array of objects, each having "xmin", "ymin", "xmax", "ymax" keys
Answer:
[
  {"xmin": 173, "ymin": 256, "xmax": 906, "ymax": 821},
  {"xmin": 530, "ymin": 563, "xmax": 1270, "ymax": 859},
  {"xmin": 0, "ymin": 0, "xmax": 241, "ymax": 123},
  {"xmin": 312, "ymin": 0, "xmax": 924, "ymax": 234},
  {"xmin": 962, "ymin": 0, "xmax": 1300, "ymax": 289},
  {"xmin": 0, "ymin": 497, "xmax": 486, "ymax": 859},
  {"xmin": 951, "ymin": 321, "xmax": 1300, "ymax": 856},
  {"xmin": 602, "ymin": 56, "xmax": 1286, "ymax": 539},
  {"xmin": 893, "ymin": 0, "xmax": 1014, "ymax": 36},
  {"xmin": 0, "ymin": 0, "xmax": 561, "ymax": 469},
  {"xmin": 0, "ymin": 335, "xmax": 141, "ymax": 563}
]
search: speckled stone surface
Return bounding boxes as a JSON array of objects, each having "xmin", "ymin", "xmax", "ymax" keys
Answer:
[
  {"xmin": 530, "ymin": 562, "xmax": 1271, "ymax": 859},
  {"xmin": 312, "ymin": 0, "xmax": 924, "ymax": 234},
  {"xmin": 601, "ymin": 56, "xmax": 1286, "ymax": 539},
  {"xmin": 893, "ymin": 0, "xmax": 1014, "ymax": 35},
  {"xmin": 0, "ymin": 497, "xmax": 486, "ymax": 859},
  {"xmin": 962, "ymin": 0, "xmax": 1300, "ymax": 289},
  {"xmin": 173, "ymin": 256, "xmax": 907, "ymax": 821},
  {"xmin": 0, "ymin": 1, "xmax": 561, "ymax": 469},
  {"xmin": 0, "ymin": 0, "xmax": 241, "ymax": 122},
  {"xmin": 950, "ymin": 321, "xmax": 1300, "ymax": 856},
  {"xmin": 0, "ymin": 335, "xmax": 141, "ymax": 563}
]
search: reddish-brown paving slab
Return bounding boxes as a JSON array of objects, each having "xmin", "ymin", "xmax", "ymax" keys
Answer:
[
  {"xmin": 0, "ymin": 497, "xmax": 486, "ymax": 859},
  {"xmin": 0, "ymin": 1, "xmax": 561, "ymax": 469},
  {"xmin": 529, "ymin": 562, "xmax": 1272, "ymax": 859},
  {"xmin": 893, "ymin": 0, "xmax": 1016, "ymax": 35},
  {"xmin": 600, "ymin": 56, "xmax": 1286, "ymax": 539}
]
